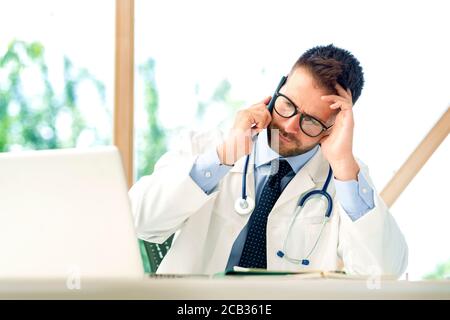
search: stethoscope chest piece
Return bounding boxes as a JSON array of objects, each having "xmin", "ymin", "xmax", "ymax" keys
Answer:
[{"xmin": 234, "ymin": 197, "xmax": 255, "ymax": 215}]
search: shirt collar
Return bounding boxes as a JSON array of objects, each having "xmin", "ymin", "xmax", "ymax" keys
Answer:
[{"xmin": 254, "ymin": 129, "xmax": 319, "ymax": 174}]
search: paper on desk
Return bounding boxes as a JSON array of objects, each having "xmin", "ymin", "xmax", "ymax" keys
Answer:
[{"xmin": 217, "ymin": 266, "xmax": 397, "ymax": 280}]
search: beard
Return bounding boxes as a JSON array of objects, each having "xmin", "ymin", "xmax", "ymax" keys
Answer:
[{"xmin": 267, "ymin": 123, "xmax": 318, "ymax": 157}]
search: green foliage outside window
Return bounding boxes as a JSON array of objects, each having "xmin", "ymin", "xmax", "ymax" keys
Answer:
[
  {"xmin": 0, "ymin": 40, "xmax": 108, "ymax": 152},
  {"xmin": 424, "ymin": 259, "xmax": 450, "ymax": 280}
]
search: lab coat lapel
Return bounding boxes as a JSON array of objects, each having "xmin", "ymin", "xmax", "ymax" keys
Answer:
[
  {"xmin": 272, "ymin": 147, "xmax": 330, "ymax": 211},
  {"xmin": 229, "ymin": 148, "xmax": 330, "ymax": 213}
]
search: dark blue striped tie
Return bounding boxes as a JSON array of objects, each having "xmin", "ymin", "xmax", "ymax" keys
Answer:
[{"xmin": 238, "ymin": 159, "xmax": 293, "ymax": 269}]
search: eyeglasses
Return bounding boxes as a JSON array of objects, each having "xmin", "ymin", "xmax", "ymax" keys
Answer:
[{"xmin": 271, "ymin": 77, "xmax": 333, "ymax": 138}]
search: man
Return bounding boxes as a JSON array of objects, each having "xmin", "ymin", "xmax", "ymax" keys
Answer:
[{"xmin": 129, "ymin": 44, "xmax": 408, "ymax": 276}]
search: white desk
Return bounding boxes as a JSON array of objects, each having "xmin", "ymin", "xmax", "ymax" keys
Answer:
[{"xmin": 1, "ymin": 277, "xmax": 449, "ymax": 299}]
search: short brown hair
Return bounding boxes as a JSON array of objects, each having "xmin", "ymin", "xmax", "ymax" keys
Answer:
[{"xmin": 292, "ymin": 44, "xmax": 364, "ymax": 104}]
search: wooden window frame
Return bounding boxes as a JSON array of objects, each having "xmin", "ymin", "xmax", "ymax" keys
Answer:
[
  {"xmin": 381, "ymin": 107, "xmax": 449, "ymax": 207},
  {"xmin": 114, "ymin": 0, "xmax": 134, "ymax": 188}
]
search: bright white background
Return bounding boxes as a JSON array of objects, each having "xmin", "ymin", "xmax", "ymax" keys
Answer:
[{"xmin": 1, "ymin": 0, "xmax": 449, "ymax": 279}]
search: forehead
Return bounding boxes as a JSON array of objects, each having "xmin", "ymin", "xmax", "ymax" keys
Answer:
[
  {"xmin": 284, "ymin": 67, "xmax": 331, "ymax": 104},
  {"xmin": 282, "ymin": 67, "xmax": 335, "ymax": 122}
]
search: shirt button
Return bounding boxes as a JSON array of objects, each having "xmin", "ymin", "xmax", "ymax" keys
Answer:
[
  {"xmin": 362, "ymin": 188, "xmax": 368, "ymax": 194},
  {"xmin": 205, "ymin": 171, "xmax": 212, "ymax": 178}
]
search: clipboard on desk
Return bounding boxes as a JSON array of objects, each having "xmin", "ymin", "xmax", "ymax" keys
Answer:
[
  {"xmin": 216, "ymin": 266, "xmax": 392, "ymax": 280},
  {"xmin": 226, "ymin": 266, "xmax": 331, "ymax": 276}
]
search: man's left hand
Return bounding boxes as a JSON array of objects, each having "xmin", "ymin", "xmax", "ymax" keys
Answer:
[{"xmin": 319, "ymin": 84, "xmax": 360, "ymax": 181}]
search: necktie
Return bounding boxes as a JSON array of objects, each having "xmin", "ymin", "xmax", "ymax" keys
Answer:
[{"xmin": 238, "ymin": 159, "xmax": 293, "ymax": 269}]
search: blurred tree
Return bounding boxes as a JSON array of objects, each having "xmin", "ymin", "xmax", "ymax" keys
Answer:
[
  {"xmin": 424, "ymin": 259, "xmax": 450, "ymax": 279},
  {"xmin": 0, "ymin": 39, "xmax": 108, "ymax": 152},
  {"xmin": 135, "ymin": 63, "xmax": 243, "ymax": 179},
  {"xmin": 195, "ymin": 78, "xmax": 244, "ymax": 129},
  {"xmin": 136, "ymin": 58, "xmax": 167, "ymax": 179}
]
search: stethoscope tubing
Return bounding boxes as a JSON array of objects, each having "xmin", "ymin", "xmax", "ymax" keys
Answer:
[{"xmin": 236, "ymin": 145, "xmax": 334, "ymax": 266}]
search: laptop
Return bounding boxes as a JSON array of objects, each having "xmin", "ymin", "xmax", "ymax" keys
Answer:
[{"xmin": 0, "ymin": 146, "xmax": 144, "ymax": 280}]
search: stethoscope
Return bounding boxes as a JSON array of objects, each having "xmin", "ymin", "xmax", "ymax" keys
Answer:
[
  {"xmin": 234, "ymin": 149, "xmax": 333, "ymax": 266},
  {"xmin": 233, "ymin": 75, "xmax": 334, "ymax": 266}
]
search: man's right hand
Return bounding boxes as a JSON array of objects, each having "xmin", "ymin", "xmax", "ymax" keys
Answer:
[{"xmin": 217, "ymin": 96, "xmax": 272, "ymax": 165}]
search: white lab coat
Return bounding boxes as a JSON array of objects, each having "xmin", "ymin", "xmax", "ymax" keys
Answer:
[{"xmin": 129, "ymin": 130, "xmax": 408, "ymax": 277}]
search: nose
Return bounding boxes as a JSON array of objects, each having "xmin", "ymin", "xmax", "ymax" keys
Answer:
[{"xmin": 282, "ymin": 114, "xmax": 301, "ymax": 134}]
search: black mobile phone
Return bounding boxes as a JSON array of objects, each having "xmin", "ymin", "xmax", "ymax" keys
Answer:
[{"xmin": 267, "ymin": 76, "xmax": 288, "ymax": 112}]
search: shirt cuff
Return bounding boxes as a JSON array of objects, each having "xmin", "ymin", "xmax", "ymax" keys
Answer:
[
  {"xmin": 333, "ymin": 170, "xmax": 375, "ymax": 221},
  {"xmin": 189, "ymin": 148, "xmax": 233, "ymax": 194}
]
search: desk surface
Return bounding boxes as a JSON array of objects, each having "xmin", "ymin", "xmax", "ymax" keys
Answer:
[{"xmin": 1, "ymin": 276, "xmax": 449, "ymax": 299}]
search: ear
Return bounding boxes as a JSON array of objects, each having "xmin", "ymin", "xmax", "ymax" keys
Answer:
[
  {"xmin": 326, "ymin": 110, "xmax": 338, "ymax": 127},
  {"xmin": 318, "ymin": 133, "xmax": 329, "ymax": 145}
]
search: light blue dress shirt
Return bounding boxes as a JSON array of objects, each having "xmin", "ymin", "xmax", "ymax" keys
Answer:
[{"xmin": 189, "ymin": 130, "xmax": 375, "ymax": 270}]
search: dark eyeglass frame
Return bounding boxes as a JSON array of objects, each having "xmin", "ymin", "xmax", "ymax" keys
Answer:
[{"xmin": 268, "ymin": 76, "xmax": 334, "ymax": 138}]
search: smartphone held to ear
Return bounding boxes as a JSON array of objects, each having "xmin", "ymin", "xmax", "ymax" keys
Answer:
[{"xmin": 267, "ymin": 76, "xmax": 288, "ymax": 112}]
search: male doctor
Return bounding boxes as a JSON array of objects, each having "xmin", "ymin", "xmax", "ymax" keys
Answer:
[{"xmin": 129, "ymin": 44, "xmax": 408, "ymax": 277}]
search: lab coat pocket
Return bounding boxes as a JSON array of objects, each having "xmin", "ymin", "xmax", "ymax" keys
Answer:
[
  {"xmin": 301, "ymin": 215, "xmax": 325, "ymax": 225},
  {"xmin": 283, "ymin": 215, "xmax": 326, "ymax": 267}
]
